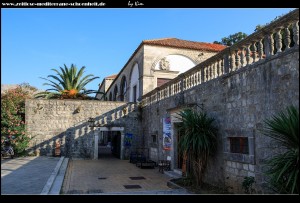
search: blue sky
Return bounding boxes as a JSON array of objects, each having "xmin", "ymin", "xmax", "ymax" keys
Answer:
[{"xmin": 1, "ymin": 8, "xmax": 294, "ymax": 92}]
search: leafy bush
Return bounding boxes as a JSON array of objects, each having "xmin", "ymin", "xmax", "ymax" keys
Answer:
[
  {"xmin": 262, "ymin": 106, "xmax": 299, "ymax": 194},
  {"xmin": 177, "ymin": 107, "xmax": 218, "ymax": 186},
  {"xmin": 242, "ymin": 176, "xmax": 255, "ymax": 194},
  {"xmin": 1, "ymin": 84, "xmax": 36, "ymax": 156}
]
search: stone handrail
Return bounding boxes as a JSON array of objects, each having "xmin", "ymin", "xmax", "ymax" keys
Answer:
[{"xmin": 142, "ymin": 9, "xmax": 299, "ymax": 107}]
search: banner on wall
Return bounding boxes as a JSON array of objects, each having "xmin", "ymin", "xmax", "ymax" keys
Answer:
[
  {"xmin": 124, "ymin": 133, "xmax": 133, "ymax": 147},
  {"xmin": 163, "ymin": 116, "xmax": 172, "ymax": 150}
]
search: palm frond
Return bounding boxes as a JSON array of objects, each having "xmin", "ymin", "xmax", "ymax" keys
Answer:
[{"xmin": 262, "ymin": 106, "xmax": 299, "ymax": 194}]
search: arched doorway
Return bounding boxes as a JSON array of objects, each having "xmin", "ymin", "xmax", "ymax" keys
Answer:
[{"xmin": 130, "ymin": 63, "xmax": 139, "ymax": 102}]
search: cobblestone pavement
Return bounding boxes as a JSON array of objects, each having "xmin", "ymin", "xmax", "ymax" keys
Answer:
[
  {"xmin": 1, "ymin": 156, "xmax": 60, "ymax": 194},
  {"xmin": 61, "ymin": 157, "xmax": 187, "ymax": 194}
]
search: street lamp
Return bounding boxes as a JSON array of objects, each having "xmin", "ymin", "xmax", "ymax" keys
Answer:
[{"xmin": 88, "ymin": 117, "xmax": 104, "ymax": 128}]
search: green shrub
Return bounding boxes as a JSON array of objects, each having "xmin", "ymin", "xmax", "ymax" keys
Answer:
[{"xmin": 262, "ymin": 106, "xmax": 299, "ymax": 194}]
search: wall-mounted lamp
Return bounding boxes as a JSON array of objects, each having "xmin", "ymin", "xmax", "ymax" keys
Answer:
[{"xmin": 88, "ymin": 117, "xmax": 104, "ymax": 129}]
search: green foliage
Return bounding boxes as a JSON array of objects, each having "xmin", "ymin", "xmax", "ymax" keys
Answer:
[
  {"xmin": 1, "ymin": 84, "xmax": 36, "ymax": 156},
  {"xmin": 242, "ymin": 176, "xmax": 256, "ymax": 194},
  {"xmin": 213, "ymin": 32, "xmax": 248, "ymax": 46},
  {"xmin": 177, "ymin": 107, "xmax": 218, "ymax": 186},
  {"xmin": 262, "ymin": 106, "xmax": 299, "ymax": 194},
  {"xmin": 34, "ymin": 64, "xmax": 103, "ymax": 99}
]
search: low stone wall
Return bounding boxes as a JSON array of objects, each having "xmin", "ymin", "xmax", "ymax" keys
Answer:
[{"xmin": 25, "ymin": 99, "xmax": 142, "ymax": 158}]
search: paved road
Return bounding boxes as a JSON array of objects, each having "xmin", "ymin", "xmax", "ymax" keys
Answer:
[
  {"xmin": 1, "ymin": 156, "xmax": 61, "ymax": 194},
  {"xmin": 62, "ymin": 157, "xmax": 189, "ymax": 194}
]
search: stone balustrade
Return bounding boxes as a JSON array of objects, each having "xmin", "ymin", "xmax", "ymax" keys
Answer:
[{"xmin": 142, "ymin": 9, "xmax": 299, "ymax": 107}]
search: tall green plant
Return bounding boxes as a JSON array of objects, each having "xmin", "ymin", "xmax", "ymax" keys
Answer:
[
  {"xmin": 177, "ymin": 107, "xmax": 218, "ymax": 186},
  {"xmin": 262, "ymin": 106, "xmax": 299, "ymax": 194},
  {"xmin": 35, "ymin": 64, "xmax": 102, "ymax": 99},
  {"xmin": 1, "ymin": 84, "xmax": 36, "ymax": 156}
]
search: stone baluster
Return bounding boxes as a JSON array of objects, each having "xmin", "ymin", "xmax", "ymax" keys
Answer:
[
  {"xmin": 173, "ymin": 84, "xmax": 175, "ymax": 95},
  {"xmin": 258, "ymin": 38, "xmax": 264, "ymax": 60},
  {"xmin": 209, "ymin": 64, "xmax": 213, "ymax": 79},
  {"xmin": 216, "ymin": 60, "xmax": 220, "ymax": 77},
  {"xmin": 198, "ymin": 71, "xmax": 201, "ymax": 84},
  {"xmin": 208, "ymin": 65, "xmax": 212, "ymax": 80},
  {"xmin": 251, "ymin": 41, "xmax": 257, "ymax": 63},
  {"xmin": 220, "ymin": 59, "xmax": 224, "ymax": 76},
  {"xmin": 264, "ymin": 33, "xmax": 273, "ymax": 57},
  {"xmin": 293, "ymin": 21, "xmax": 299, "ymax": 46},
  {"xmin": 284, "ymin": 25, "xmax": 291, "ymax": 49},
  {"xmin": 235, "ymin": 49, "xmax": 241, "ymax": 69},
  {"xmin": 275, "ymin": 28, "xmax": 283, "ymax": 53},
  {"xmin": 192, "ymin": 73, "xmax": 195, "ymax": 87},
  {"xmin": 179, "ymin": 79, "xmax": 183, "ymax": 93},
  {"xmin": 173, "ymin": 84, "xmax": 176, "ymax": 94},
  {"xmin": 240, "ymin": 47, "xmax": 245, "ymax": 67},
  {"xmin": 245, "ymin": 43, "xmax": 252, "ymax": 65},
  {"xmin": 230, "ymin": 53, "xmax": 235, "ymax": 72},
  {"xmin": 194, "ymin": 73, "xmax": 198, "ymax": 85},
  {"xmin": 214, "ymin": 62, "xmax": 218, "ymax": 78},
  {"xmin": 223, "ymin": 52, "xmax": 230, "ymax": 74},
  {"xmin": 204, "ymin": 67, "xmax": 207, "ymax": 82}
]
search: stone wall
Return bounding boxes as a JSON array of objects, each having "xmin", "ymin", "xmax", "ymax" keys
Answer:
[
  {"xmin": 141, "ymin": 47, "xmax": 299, "ymax": 193},
  {"xmin": 25, "ymin": 99, "xmax": 142, "ymax": 158},
  {"xmin": 141, "ymin": 9, "xmax": 299, "ymax": 193}
]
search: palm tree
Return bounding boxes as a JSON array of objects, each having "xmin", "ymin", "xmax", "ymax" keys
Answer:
[
  {"xmin": 35, "ymin": 64, "xmax": 102, "ymax": 99},
  {"xmin": 177, "ymin": 107, "xmax": 218, "ymax": 186},
  {"xmin": 262, "ymin": 106, "xmax": 299, "ymax": 194}
]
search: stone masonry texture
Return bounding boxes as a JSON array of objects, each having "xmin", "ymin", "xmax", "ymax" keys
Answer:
[
  {"xmin": 141, "ymin": 48, "xmax": 299, "ymax": 193},
  {"xmin": 25, "ymin": 100, "xmax": 142, "ymax": 159}
]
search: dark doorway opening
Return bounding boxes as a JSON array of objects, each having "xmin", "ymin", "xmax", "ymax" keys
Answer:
[
  {"xmin": 98, "ymin": 131, "xmax": 121, "ymax": 159},
  {"xmin": 175, "ymin": 123, "xmax": 184, "ymax": 169}
]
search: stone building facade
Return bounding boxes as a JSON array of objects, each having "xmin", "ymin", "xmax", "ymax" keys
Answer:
[
  {"xmin": 25, "ymin": 9, "xmax": 299, "ymax": 193},
  {"xmin": 140, "ymin": 10, "xmax": 299, "ymax": 193},
  {"xmin": 95, "ymin": 38, "xmax": 225, "ymax": 102}
]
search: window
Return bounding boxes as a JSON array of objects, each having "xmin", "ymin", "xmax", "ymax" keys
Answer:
[
  {"xmin": 109, "ymin": 92, "xmax": 112, "ymax": 101},
  {"xmin": 133, "ymin": 85, "xmax": 137, "ymax": 102},
  {"xmin": 120, "ymin": 76, "xmax": 127, "ymax": 101},
  {"xmin": 151, "ymin": 134, "xmax": 157, "ymax": 143},
  {"xmin": 229, "ymin": 137, "xmax": 249, "ymax": 154},
  {"xmin": 113, "ymin": 86, "xmax": 118, "ymax": 101}
]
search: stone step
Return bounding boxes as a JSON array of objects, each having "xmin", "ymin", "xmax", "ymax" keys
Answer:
[{"xmin": 164, "ymin": 170, "xmax": 182, "ymax": 179}]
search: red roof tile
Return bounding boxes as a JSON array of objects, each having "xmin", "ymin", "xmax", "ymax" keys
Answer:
[{"xmin": 143, "ymin": 38, "xmax": 226, "ymax": 52}]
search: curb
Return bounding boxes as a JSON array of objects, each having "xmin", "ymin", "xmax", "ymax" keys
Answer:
[
  {"xmin": 40, "ymin": 156, "xmax": 65, "ymax": 194},
  {"xmin": 167, "ymin": 179, "xmax": 191, "ymax": 194}
]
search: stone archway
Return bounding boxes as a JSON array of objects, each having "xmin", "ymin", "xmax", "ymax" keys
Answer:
[{"xmin": 93, "ymin": 127, "xmax": 125, "ymax": 160}]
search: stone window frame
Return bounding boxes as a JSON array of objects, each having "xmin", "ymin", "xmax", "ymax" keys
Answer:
[{"xmin": 223, "ymin": 129, "xmax": 255, "ymax": 164}]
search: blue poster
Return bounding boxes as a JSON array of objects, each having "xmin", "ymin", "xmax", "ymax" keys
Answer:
[
  {"xmin": 124, "ymin": 133, "xmax": 133, "ymax": 147},
  {"xmin": 163, "ymin": 117, "xmax": 171, "ymax": 150}
]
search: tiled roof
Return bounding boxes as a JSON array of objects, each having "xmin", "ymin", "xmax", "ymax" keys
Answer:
[
  {"xmin": 105, "ymin": 74, "xmax": 117, "ymax": 79},
  {"xmin": 143, "ymin": 38, "xmax": 226, "ymax": 52}
]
